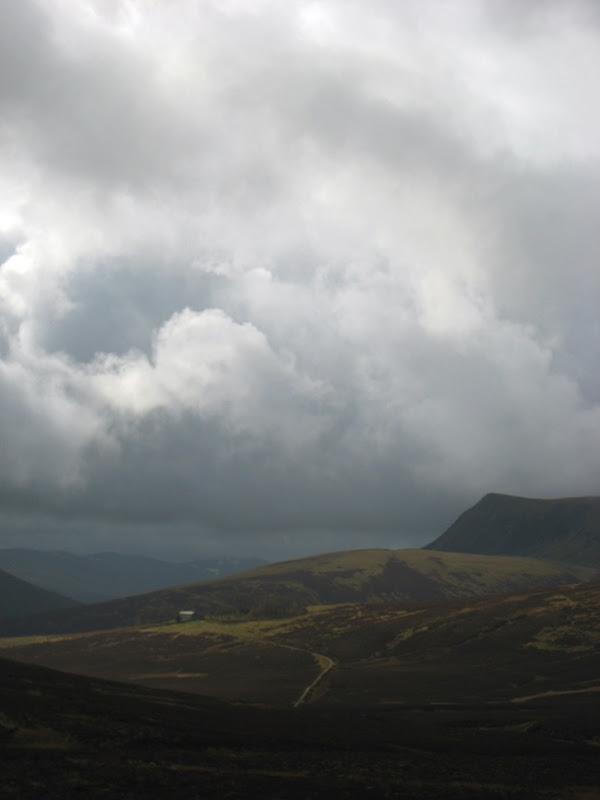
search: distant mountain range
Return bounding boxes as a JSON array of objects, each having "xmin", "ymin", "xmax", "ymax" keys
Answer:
[
  {"xmin": 0, "ymin": 547, "xmax": 592, "ymax": 637},
  {"xmin": 0, "ymin": 568, "xmax": 80, "ymax": 619},
  {"xmin": 426, "ymin": 493, "xmax": 600, "ymax": 565},
  {"xmin": 0, "ymin": 549, "xmax": 266, "ymax": 603}
]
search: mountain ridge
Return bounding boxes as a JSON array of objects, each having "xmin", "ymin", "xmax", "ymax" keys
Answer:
[{"xmin": 425, "ymin": 492, "xmax": 600, "ymax": 565}]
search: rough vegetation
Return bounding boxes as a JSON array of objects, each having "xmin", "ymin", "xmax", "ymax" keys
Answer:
[
  {"xmin": 2, "ymin": 648, "xmax": 600, "ymax": 798},
  {"xmin": 5, "ymin": 579, "xmax": 600, "ymax": 710},
  {"xmin": 0, "ymin": 548, "xmax": 592, "ymax": 637}
]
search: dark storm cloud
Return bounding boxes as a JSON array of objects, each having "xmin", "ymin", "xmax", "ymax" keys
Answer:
[{"xmin": 0, "ymin": 1, "xmax": 599, "ymax": 558}]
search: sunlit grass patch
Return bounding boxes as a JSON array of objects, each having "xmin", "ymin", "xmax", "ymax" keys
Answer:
[
  {"xmin": 0, "ymin": 633, "xmax": 78, "ymax": 648},
  {"xmin": 526, "ymin": 624, "xmax": 600, "ymax": 652}
]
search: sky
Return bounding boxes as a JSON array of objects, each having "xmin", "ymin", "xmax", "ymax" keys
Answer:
[{"xmin": 1, "ymin": 0, "xmax": 599, "ymax": 561}]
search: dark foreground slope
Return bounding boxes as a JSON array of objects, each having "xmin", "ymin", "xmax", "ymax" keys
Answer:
[
  {"xmin": 2, "ymin": 656, "xmax": 600, "ymax": 799},
  {"xmin": 0, "ymin": 569, "xmax": 79, "ymax": 618},
  {"xmin": 0, "ymin": 547, "xmax": 592, "ymax": 637},
  {"xmin": 426, "ymin": 493, "xmax": 600, "ymax": 564}
]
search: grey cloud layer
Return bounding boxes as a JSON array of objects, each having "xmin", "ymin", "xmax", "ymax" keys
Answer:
[{"xmin": 1, "ymin": 0, "xmax": 599, "ymax": 552}]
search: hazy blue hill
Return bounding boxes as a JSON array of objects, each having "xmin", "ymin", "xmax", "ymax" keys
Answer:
[
  {"xmin": 425, "ymin": 493, "xmax": 600, "ymax": 565},
  {"xmin": 0, "ymin": 568, "xmax": 80, "ymax": 618},
  {"xmin": 0, "ymin": 549, "xmax": 266, "ymax": 603}
]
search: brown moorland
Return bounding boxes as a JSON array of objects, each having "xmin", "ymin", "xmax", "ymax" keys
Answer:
[
  {"xmin": 3, "ymin": 579, "xmax": 600, "ymax": 710},
  {"xmin": 0, "ymin": 547, "xmax": 593, "ymax": 637},
  {"xmin": 2, "ymin": 654, "xmax": 600, "ymax": 799}
]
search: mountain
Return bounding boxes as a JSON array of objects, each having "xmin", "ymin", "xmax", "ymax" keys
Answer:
[
  {"xmin": 0, "ymin": 547, "xmax": 593, "ymax": 637},
  {"xmin": 0, "ymin": 549, "xmax": 266, "ymax": 603},
  {"xmin": 0, "ymin": 569, "xmax": 79, "ymax": 618},
  {"xmin": 425, "ymin": 493, "xmax": 600, "ymax": 565}
]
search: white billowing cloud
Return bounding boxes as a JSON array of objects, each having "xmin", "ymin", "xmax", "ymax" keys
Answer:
[
  {"xmin": 91, "ymin": 305, "xmax": 332, "ymax": 444},
  {"xmin": 0, "ymin": 0, "xmax": 599, "ymax": 553},
  {"xmin": 0, "ymin": 342, "xmax": 106, "ymax": 490}
]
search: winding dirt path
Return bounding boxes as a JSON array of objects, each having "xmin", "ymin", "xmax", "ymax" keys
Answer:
[
  {"xmin": 153, "ymin": 621, "xmax": 337, "ymax": 708},
  {"xmin": 292, "ymin": 653, "xmax": 335, "ymax": 707}
]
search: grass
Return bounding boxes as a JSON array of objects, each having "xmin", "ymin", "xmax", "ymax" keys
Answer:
[
  {"xmin": 0, "ymin": 608, "xmax": 323, "ymax": 651},
  {"xmin": 0, "ymin": 634, "xmax": 82, "ymax": 648},
  {"xmin": 145, "ymin": 608, "xmax": 331, "ymax": 648},
  {"xmin": 5, "ymin": 578, "xmax": 600, "ymax": 710},
  {"xmin": 5, "ymin": 563, "xmax": 600, "ymax": 798},
  {"xmin": 1, "ymin": 547, "xmax": 593, "ymax": 640},
  {"xmin": 233, "ymin": 548, "xmax": 394, "ymax": 577}
]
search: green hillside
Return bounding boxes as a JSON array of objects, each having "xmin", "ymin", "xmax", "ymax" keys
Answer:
[
  {"xmin": 425, "ymin": 493, "xmax": 600, "ymax": 564},
  {"xmin": 0, "ymin": 547, "xmax": 592, "ymax": 637},
  {"xmin": 4, "ymin": 578, "xmax": 600, "ymax": 709}
]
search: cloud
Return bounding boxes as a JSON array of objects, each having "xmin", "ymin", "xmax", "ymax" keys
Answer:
[{"xmin": 1, "ymin": 0, "xmax": 599, "ymax": 557}]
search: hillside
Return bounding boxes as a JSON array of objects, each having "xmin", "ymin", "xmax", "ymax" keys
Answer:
[
  {"xmin": 4, "ymin": 578, "xmax": 600, "ymax": 709},
  {"xmin": 277, "ymin": 579, "xmax": 600, "ymax": 706},
  {"xmin": 425, "ymin": 493, "xmax": 600, "ymax": 564},
  {"xmin": 0, "ymin": 569, "xmax": 79, "ymax": 618},
  {"xmin": 3, "ymin": 657, "xmax": 600, "ymax": 799},
  {"xmin": 0, "ymin": 549, "xmax": 265, "ymax": 603},
  {"xmin": 0, "ymin": 547, "xmax": 593, "ymax": 637}
]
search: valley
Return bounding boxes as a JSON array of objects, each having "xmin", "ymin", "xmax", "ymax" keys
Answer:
[{"xmin": 3, "ymin": 494, "xmax": 600, "ymax": 797}]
